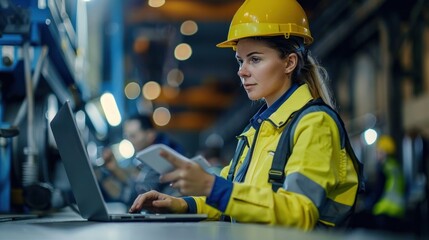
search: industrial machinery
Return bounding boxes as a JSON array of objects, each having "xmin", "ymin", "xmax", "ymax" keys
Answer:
[{"xmin": 0, "ymin": 0, "xmax": 89, "ymax": 213}]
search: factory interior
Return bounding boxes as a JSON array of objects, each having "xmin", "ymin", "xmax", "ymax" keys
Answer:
[{"xmin": 0, "ymin": 0, "xmax": 428, "ymax": 239}]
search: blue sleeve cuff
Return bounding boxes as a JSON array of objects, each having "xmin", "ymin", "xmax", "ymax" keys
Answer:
[
  {"xmin": 206, "ymin": 175, "xmax": 233, "ymax": 212},
  {"xmin": 182, "ymin": 197, "xmax": 197, "ymax": 213}
]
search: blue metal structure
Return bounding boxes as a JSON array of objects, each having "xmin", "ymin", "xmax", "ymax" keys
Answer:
[
  {"xmin": 0, "ymin": 129, "xmax": 12, "ymax": 211},
  {"xmin": 108, "ymin": 0, "xmax": 125, "ymax": 117},
  {"xmin": 0, "ymin": 0, "xmax": 90, "ymax": 212}
]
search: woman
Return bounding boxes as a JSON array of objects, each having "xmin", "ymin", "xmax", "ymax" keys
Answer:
[{"xmin": 129, "ymin": 0, "xmax": 361, "ymax": 230}]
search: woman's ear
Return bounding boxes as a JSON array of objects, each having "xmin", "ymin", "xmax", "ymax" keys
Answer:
[{"xmin": 284, "ymin": 53, "xmax": 298, "ymax": 74}]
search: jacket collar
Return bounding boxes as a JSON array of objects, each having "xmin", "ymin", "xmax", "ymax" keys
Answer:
[
  {"xmin": 240, "ymin": 84, "xmax": 313, "ymax": 139},
  {"xmin": 268, "ymin": 84, "xmax": 313, "ymax": 128}
]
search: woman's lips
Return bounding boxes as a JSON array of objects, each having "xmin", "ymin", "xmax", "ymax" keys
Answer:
[{"xmin": 243, "ymin": 83, "xmax": 256, "ymax": 91}]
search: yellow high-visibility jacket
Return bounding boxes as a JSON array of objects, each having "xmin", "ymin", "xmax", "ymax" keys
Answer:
[
  {"xmin": 372, "ymin": 156, "xmax": 405, "ymax": 218},
  {"xmin": 186, "ymin": 84, "xmax": 359, "ymax": 230}
]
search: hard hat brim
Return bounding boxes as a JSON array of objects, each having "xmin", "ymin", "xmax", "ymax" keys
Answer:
[{"xmin": 216, "ymin": 23, "xmax": 313, "ymax": 48}]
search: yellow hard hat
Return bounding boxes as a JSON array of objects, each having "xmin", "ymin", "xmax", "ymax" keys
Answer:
[
  {"xmin": 377, "ymin": 135, "xmax": 396, "ymax": 155},
  {"xmin": 217, "ymin": 0, "xmax": 313, "ymax": 48}
]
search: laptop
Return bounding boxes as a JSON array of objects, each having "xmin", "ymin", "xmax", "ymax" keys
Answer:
[{"xmin": 50, "ymin": 100, "xmax": 207, "ymax": 222}]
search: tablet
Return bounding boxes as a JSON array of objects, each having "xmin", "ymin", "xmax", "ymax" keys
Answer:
[{"xmin": 135, "ymin": 144, "xmax": 211, "ymax": 174}]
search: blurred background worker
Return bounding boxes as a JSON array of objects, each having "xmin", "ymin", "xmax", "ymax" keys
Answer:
[
  {"xmin": 95, "ymin": 114, "xmax": 184, "ymax": 207},
  {"xmin": 371, "ymin": 135, "xmax": 406, "ymax": 231},
  {"xmin": 351, "ymin": 135, "xmax": 407, "ymax": 232}
]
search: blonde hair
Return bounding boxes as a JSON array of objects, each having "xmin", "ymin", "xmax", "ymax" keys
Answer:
[{"xmin": 302, "ymin": 53, "xmax": 335, "ymax": 109}]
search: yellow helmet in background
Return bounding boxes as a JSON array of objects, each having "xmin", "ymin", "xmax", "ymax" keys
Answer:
[
  {"xmin": 217, "ymin": 0, "xmax": 313, "ymax": 48},
  {"xmin": 377, "ymin": 135, "xmax": 396, "ymax": 155}
]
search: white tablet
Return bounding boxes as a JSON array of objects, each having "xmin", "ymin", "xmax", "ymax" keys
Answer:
[{"xmin": 135, "ymin": 144, "xmax": 211, "ymax": 174}]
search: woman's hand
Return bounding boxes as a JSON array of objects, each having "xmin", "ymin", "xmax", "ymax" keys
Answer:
[
  {"xmin": 129, "ymin": 190, "xmax": 188, "ymax": 213},
  {"xmin": 159, "ymin": 150, "xmax": 215, "ymax": 196}
]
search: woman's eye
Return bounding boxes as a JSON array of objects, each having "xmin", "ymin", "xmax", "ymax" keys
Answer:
[
  {"xmin": 251, "ymin": 57, "xmax": 260, "ymax": 63},
  {"xmin": 236, "ymin": 59, "xmax": 243, "ymax": 66}
]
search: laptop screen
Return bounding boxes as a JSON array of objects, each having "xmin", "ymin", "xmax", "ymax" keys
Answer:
[{"xmin": 50, "ymin": 101, "xmax": 110, "ymax": 220}]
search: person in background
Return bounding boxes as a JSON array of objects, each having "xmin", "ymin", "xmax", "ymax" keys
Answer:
[
  {"xmin": 96, "ymin": 114, "xmax": 184, "ymax": 207},
  {"xmin": 371, "ymin": 135, "xmax": 406, "ymax": 231},
  {"xmin": 129, "ymin": 0, "xmax": 363, "ymax": 231}
]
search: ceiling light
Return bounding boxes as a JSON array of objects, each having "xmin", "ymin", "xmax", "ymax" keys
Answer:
[
  {"xmin": 118, "ymin": 139, "xmax": 135, "ymax": 159},
  {"xmin": 124, "ymin": 82, "xmax": 141, "ymax": 99},
  {"xmin": 174, "ymin": 43, "xmax": 192, "ymax": 61},
  {"xmin": 85, "ymin": 100, "xmax": 108, "ymax": 139},
  {"xmin": 148, "ymin": 0, "xmax": 165, "ymax": 8},
  {"xmin": 75, "ymin": 110, "xmax": 87, "ymax": 131},
  {"xmin": 153, "ymin": 107, "xmax": 171, "ymax": 126},
  {"xmin": 142, "ymin": 81, "xmax": 161, "ymax": 100},
  {"xmin": 363, "ymin": 128, "xmax": 378, "ymax": 145},
  {"xmin": 180, "ymin": 20, "xmax": 198, "ymax": 36},
  {"xmin": 100, "ymin": 92, "xmax": 122, "ymax": 127},
  {"xmin": 167, "ymin": 68, "xmax": 184, "ymax": 87}
]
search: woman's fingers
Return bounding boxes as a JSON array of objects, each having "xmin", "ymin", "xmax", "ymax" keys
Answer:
[
  {"xmin": 157, "ymin": 149, "xmax": 215, "ymax": 197},
  {"xmin": 129, "ymin": 191, "xmax": 188, "ymax": 214},
  {"xmin": 160, "ymin": 150, "xmax": 189, "ymax": 168},
  {"xmin": 160, "ymin": 169, "xmax": 181, "ymax": 183},
  {"xmin": 129, "ymin": 190, "xmax": 160, "ymax": 212}
]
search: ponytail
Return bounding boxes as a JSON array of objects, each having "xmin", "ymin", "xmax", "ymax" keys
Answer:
[{"xmin": 299, "ymin": 53, "xmax": 336, "ymax": 109}]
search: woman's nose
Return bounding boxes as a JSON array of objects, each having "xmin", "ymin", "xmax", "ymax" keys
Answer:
[{"xmin": 237, "ymin": 65, "xmax": 249, "ymax": 78}]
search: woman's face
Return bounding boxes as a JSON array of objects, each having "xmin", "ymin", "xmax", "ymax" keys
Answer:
[{"xmin": 236, "ymin": 38, "xmax": 294, "ymax": 106}]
